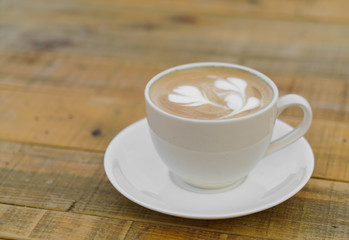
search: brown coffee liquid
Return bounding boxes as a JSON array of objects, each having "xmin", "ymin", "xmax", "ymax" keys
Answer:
[{"xmin": 149, "ymin": 66, "xmax": 273, "ymax": 120}]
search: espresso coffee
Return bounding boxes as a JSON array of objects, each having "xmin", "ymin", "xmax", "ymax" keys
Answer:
[{"xmin": 149, "ymin": 66, "xmax": 273, "ymax": 120}]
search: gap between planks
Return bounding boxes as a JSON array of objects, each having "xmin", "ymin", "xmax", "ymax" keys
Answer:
[
  {"xmin": 0, "ymin": 137, "xmax": 110, "ymax": 154},
  {"xmin": 311, "ymin": 176, "xmax": 349, "ymax": 184}
]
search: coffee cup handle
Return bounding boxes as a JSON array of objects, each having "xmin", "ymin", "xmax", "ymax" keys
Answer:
[{"xmin": 266, "ymin": 94, "xmax": 312, "ymax": 155}]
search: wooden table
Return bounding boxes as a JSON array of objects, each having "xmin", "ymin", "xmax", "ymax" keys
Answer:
[{"xmin": 0, "ymin": 0, "xmax": 348, "ymax": 239}]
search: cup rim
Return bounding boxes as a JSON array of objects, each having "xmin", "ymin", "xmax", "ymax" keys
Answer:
[{"xmin": 145, "ymin": 62, "xmax": 279, "ymax": 123}]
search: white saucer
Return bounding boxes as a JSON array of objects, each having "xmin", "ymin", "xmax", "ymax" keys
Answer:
[{"xmin": 104, "ymin": 118, "xmax": 314, "ymax": 219}]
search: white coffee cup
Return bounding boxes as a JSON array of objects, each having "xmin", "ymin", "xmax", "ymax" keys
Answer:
[{"xmin": 145, "ymin": 62, "xmax": 312, "ymax": 189}]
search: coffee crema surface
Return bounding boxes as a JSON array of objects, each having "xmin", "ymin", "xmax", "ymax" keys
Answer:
[{"xmin": 149, "ymin": 66, "xmax": 273, "ymax": 120}]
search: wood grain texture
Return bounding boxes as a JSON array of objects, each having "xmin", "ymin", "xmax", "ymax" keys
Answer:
[
  {"xmin": 0, "ymin": 0, "xmax": 348, "ymax": 239},
  {"xmin": 72, "ymin": 178, "xmax": 349, "ymax": 240},
  {"xmin": 2, "ymin": 0, "xmax": 349, "ymax": 23},
  {"xmin": 0, "ymin": 180, "xmax": 348, "ymax": 240},
  {"xmin": 280, "ymin": 118, "xmax": 349, "ymax": 182},
  {"xmin": 1, "ymin": 1, "xmax": 349, "ymax": 73},
  {"xmin": 1, "ymin": 22, "xmax": 349, "ymax": 79},
  {"xmin": 0, "ymin": 53, "xmax": 347, "ymax": 122},
  {"xmin": 0, "ymin": 54, "xmax": 347, "ymax": 153},
  {"xmin": 0, "ymin": 116, "xmax": 348, "ymax": 183},
  {"xmin": 0, "ymin": 142, "xmax": 105, "ymax": 210},
  {"xmin": 0, "ymin": 88, "xmax": 145, "ymax": 151},
  {"xmin": 0, "ymin": 204, "xmax": 133, "ymax": 240},
  {"xmin": 0, "ymin": 204, "xmax": 274, "ymax": 240},
  {"xmin": 0, "ymin": 181, "xmax": 347, "ymax": 240},
  {"xmin": 0, "ymin": 141, "xmax": 348, "ymax": 239}
]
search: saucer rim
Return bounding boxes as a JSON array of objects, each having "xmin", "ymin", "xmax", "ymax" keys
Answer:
[{"xmin": 104, "ymin": 118, "xmax": 314, "ymax": 219}]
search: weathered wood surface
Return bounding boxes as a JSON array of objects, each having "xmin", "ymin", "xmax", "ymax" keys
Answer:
[
  {"xmin": 0, "ymin": 0, "xmax": 348, "ymax": 239},
  {"xmin": 0, "ymin": 141, "xmax": 348, "ymax": 239}
]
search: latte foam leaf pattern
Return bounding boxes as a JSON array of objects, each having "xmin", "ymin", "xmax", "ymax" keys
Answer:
[
  {"xmin": 169, "ymin": 85, "xmax": 221, "ymax": 107},
  {"xmin": 212, "ymin": 76, "xmax": 247, "ymax": 93},
  {"xmin": 168, "ymin": 75, "xmax": 261, "ymax": 118}
]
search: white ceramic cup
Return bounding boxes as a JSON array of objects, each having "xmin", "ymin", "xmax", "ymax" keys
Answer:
[{"xmin": 145, "ymin": 62, "xmax": 312, "ymax": 189}]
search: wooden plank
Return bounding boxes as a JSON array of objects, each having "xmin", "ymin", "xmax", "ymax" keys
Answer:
[
  {"xmin": 125, "ymin": 222, "xmax": 261, "ymax": 240},
  {"xmin": 275, "ymin": 75, "xmax": 349, "ymax": 122},
  {"xmin": 0, "ymin": 55, "xmax": 347, "ymax": 150},
  {"xmin": 0, "ymin": 142, "xmax": 105, "ymax": 210},
  {"xmin": 73, "ymin": 177, "xmax": 349, "ymax": 240},
  {"xmin": 281, "ymin": 118, "xmax": 349, "ymax": 182},
  {"xmin": 0, "ymin": 141, "xmax": 348, "ymax": 239},
  {"xmin": 111, "ymin": 0, "xmax": 349, "ymax": 23},
  {"xmin": 0, "ymin": 110, "xmax": 348, "ymax": 182},
  {"xmin": 0, "ymin": 205, "xmax": 44, "ymax": 240},
  {"xmin": 0, "ymin": 85, "xmax": 348, "ymax": 176},
  {"xmin": 1, "ymin": 0, "xmax": 349, "ymax": 24},
  {"xmin": 0, "ymin": 51, "xmax": 348, "ymax": 96},
  {"xmin": 0, "ymin": 188, "xmax": 347, "ymax": 240},
  {"xmin": 305, "ymin": 120, "xmax": 348, "ymax": 182},
  {"xmin": 0, "ymin": 182, "xmax": 348, "ymax": 240},
  {"xmin": 0, "ymin": 204, "xmax": 133, "ymax": 240},
  {"xmin": 0, "ymin": 53, "xmax": 347, "ymax": 122},
  {"xmin": 1, "ymin": 1, "xmax": 349, "ymax": 74},
  {"xmin": 0, "ymin": 89, "xmax": 145, "ymax": 151},
  {"xmin": 1, "ymin": 25, "xmax": 348, "ymax": 78},
  {"xmin": 0, "ymin": 53, "xmax": 164, "ymax": 96},
  {"xmin": 0, "ymin": 204, "xmax": 271, "ymax": 240}
]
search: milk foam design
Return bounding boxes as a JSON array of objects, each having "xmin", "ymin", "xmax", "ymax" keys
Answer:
[{"xmin": 168, "ymin": 75, "xmax": 261, "ymax": 118}]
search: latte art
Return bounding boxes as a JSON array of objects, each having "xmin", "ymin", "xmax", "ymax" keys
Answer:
[
  {"xmin": 168, "ymin": 75, "xmax": 261, "ymax": 119},
  {"xmin": 149, "ymin": 66, "xmax": 273, "ymax": 120}
]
